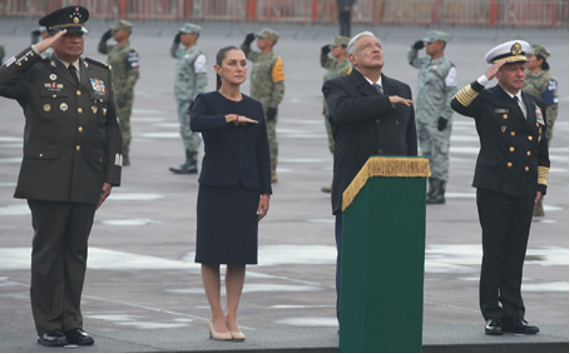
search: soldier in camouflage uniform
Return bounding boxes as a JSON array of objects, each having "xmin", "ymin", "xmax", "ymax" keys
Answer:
[
  {"xmin": 320, "ymin": 35, "xmax": 351, "ymax": 193},
  {"xmin": 98, "ymin": 20, "xmax": 140, "ymax": 166},
  {"xmin": 241, "ymin": 28, "xmax": 285, "ymax": 183},
  {"xmin": 523, "ymin": 44, "xmax": 558, "ymax": 217},
  {"xmin": 408, "ymin": 30, "xmax": 457, "ymax": 204},
  {"xmin": 0, "ymin": 44, "xmax": 4, "ymax": 66},
  {"xmin": 169, "ymin": 23, "xmax": 207, "ymax": 174}
]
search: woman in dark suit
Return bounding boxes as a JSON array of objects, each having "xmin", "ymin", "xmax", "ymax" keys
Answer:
[{"xmin": 190, "ymin": 46, "xmax": 272, "ymax": 341}]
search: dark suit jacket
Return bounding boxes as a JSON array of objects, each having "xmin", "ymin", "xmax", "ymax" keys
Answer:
[
  {"xmin": 322, "ymin": 69, "xmax": 418, "ymax": 214},
  {"xmin": 190, "ymin": 91, "xmax": 272, "ymax": 195},
  {"xmin": 451, "ymin": 81, "xmax": 549, "ymax": 199},
  {"xmin": 0, "ymin": 47, "xmax": 122, "ymax": 205}
]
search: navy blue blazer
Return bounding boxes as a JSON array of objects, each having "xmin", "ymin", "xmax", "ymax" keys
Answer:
[{"xmin": 190, "ymin": 91, "xmax": 272, "ymax": 195}]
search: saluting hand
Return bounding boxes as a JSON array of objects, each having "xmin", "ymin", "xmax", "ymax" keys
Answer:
[
  {"xmin": 97, "ymin": 182, "xmax": 112, "ymax": 210},
  {"xmin": 485, "ymin": 60, "xmax": 507, "ymax": 81},
  {"xmin": 257, "ymin": 194, "xmax": 270, "ymax": 221},
  {"xmin": 34, "ymin": 29, "xmax": 67, "ymax": 53}
]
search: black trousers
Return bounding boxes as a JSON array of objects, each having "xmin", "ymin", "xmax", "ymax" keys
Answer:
[
  {"xmin": 27, "ymin": 200, "xmax": 96, "ymax": 335},
  {"xmin": 476, "ymin": 188, "xmax": 534, "ymax": 321},
  {"xmin": 339, "ymin": 9, "xmax": 351, "ymax": 37},
  {"xmin": 334, "ymin": 212, "xmax": 342, "ymax": 320}
]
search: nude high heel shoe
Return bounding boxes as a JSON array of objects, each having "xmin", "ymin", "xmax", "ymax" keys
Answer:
[
  {"xmin": 208, "ymin": 320, "xmax": 232, "ymax": 341},
  {"xmin": 230, "ymin": 329, "xmax": 245, "ymax": 341}
]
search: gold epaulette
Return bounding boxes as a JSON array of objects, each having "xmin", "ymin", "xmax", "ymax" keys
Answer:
[
  {"xmin": 538, "ymin": 166, "xmax": 549, "ymax": 186},
  {"xmin": 85, "ymin": 56, "xmax": 112, "ymax": 70},
  {"xmin": 453, "ymin": 84, "xmax": 479, "ymax": 107}
]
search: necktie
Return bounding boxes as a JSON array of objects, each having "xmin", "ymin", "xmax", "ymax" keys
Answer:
[
  {"xmin": 68, "ymin": 64, "xmax": 79, "ymax": 86},
  {"xmin": 372, "ymin": 83, "xmax": 383, "ymax": 94},
  {"xmin": 513, "ymin": 95, "xmax": 526, "ymax": 118}
]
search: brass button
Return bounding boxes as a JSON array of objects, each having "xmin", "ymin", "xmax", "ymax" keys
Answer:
[
  {"xmin": 52, "ymin": 94, "xmax": 57, "ymax": 98},
  {"xmin": 527, "ymin": 151, "xmax": 531, "ymax": 156},
  {"xmin": 76, "ymin": 90, "xmax": 81, "ymax": 96},
  {"xmin": 511, "ymin": 131, "xmax": 516, "ymax": 136},
  {"xmin": 507, "ymin": 162, "xmax": 513, "ymax": 168},
  {"xmin": 77, "ymin": 108, "xmax": 83, "ymax": 113},
  {"xmin": 525, "ymin": 166, "xmax": 529, "ymax": 172},
  {"xmin": 78, "ymin": 127, "xmax": 83, "ymax": 133},
  {"xmin": 39, "ymin": 153, "xmax": 43, "ymax": 158},
  {"xmin": 100, "ymin": 99, "xmax": 103, "ymax": 103},
  {"xmin": 76, "ymin": 145, "xmax": 81, "ymax": 151},
  {"xmin": 503, "ymin": 114, "xmax": 508, "ymax": 119},
  {"xmin": 509, "ymin": 147, "xmax": 515, "ymax": 152},
  {"xmin": 24, "ymin": 57, "xmax": 28, "ymax": 61},
  {"xmin": 528, "ymin": 135, "xmax": 533, "ymax": 141}
]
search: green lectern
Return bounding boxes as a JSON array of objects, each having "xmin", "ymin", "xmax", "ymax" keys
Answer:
[{"xmin": 339, "ymin": 156, "xmax": 430, "ymax": 353}]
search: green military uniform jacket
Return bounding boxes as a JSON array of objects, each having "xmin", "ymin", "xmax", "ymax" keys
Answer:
[
  {"xmin": 171, "ymin": 43, "xmax": 208, "ymax": 102},
  {"xmin": 408, "ymin": 48, "xmax": 457, "ymax": 123},
  {"xmin": 241, "ymin": 43, "xmax": 285, "ymax": 113},
  {"xmin": 97, "ymin": 40, "xmax": 140, "ymax": 104},
  {"xmin": 0, "ymin": 44, "xmax": 5, "ymax": 65},
  {"xmin": 0, "ymin": 46, "xmax": 123, "ymax": 204},
  {"xmin": 523, "ymin": 70, "xmax": 558, "ymax": 142},
  {"xmin": 321, "ymin": 53, "xmax": 351, "ymax": 117}
]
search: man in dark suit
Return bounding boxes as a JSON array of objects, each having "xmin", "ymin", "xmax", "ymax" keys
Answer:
[
  {"xmin": 451, "ymin": 40, "xmax": 549, "ymax": 335},
  {"xmin": 0, "ymin": 6, "xmax": 122, "ymax": 347},
  {"xmin": 322, "ymin": 31, "xmax": 417, "ymax": 320}
]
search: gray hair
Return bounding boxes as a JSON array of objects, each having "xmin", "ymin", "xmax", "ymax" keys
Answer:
[{"xmin": 347, "ymin": 31, "xmax": 379, "ymax": 56}]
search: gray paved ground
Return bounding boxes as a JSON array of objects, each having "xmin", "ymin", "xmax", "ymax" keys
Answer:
[{"xmin": 0, "ymin": 20, "xmax": 567, "ymax": 352}]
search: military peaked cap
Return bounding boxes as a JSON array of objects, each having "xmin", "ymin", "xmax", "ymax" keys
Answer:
[
  {"xmin": 39, "ymin": 5, "xmax": 89, "ymax": 34},
  {"xmin": 484, "ymin": 39, "xmax": 530, "ymax": 64}
]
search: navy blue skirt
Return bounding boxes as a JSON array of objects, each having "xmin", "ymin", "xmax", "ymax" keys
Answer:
[{"xmin": 195, "ymin": 182, "xmax": 259, "ymax": 265}]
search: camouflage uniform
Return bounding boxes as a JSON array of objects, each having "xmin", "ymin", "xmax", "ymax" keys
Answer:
[
  {"xmin": 98, "ymin": 20, "xmax": 140, "ymax": 165},
  {"xmin": 241, "ymin": 28, "xmax": 285, "ymax": 182},
  {"xmin": 321, "ymin": 36, "xmax": 351, "ymax": 154},
  {"xmin": 408, "ymin": 31, "xmax": 457, "ymax": 203},
  {"xmin": 522, "ymin": 44, "xmax": 558, "ymax": 217},
  {"xmin": 0, "ymin": 44, "xmax": 5, "ymax": 65},
  {"xmin": 523, "ymin": 46, "xmax": 558, "ymax": 145},
  {"xmin": 170, "ymin": 24, "xmax": 207, "ymax": 174}
]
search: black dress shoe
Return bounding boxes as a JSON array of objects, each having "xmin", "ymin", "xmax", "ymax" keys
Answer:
[
  {"xmin": 502, "ymin": 318, "xmax": 539, "ymax": 334},
  {"xmin": 37, "ymin": 330, "xmax": 68, "ymax": 347},
  {"xmin": 485, "ymin": 319, "xmax": 503, "ymax": 335},
  {"xmin": 65, "ymin": 328, "xmax": 95, "ymax": 345}
]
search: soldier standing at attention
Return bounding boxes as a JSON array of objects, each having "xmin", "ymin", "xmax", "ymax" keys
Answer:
[
  {"xmin": 522, "ymin": 44, "xmax": 558, "ymax": 217},
  {"xmin": 408, "ymin": 30, "xmax": 457, "ymax": 204},
  {"xmin": 169, "ymin": 23, "xmax": 207, "ymax": 174},
  {"xmin": 241, "ymin": 29, "xmax": 285, "ymax": 183},
  {"xmin": 0, "ymin": 44, "xmax": 5, "ymax": 65},
  {"xmin": 98, "ymin": 19, "xmax": 140, "ymax": 166},
  {"xmin": 451, "ymin": 40, "xmax": 548, "ymax": 336},
  {"xmin": 320, "ymin": 35, "xmax": 351, "ymax": 193},
  {"xmin": 0, "ymin": 6, "xmax": 122, "ymax": 346}
]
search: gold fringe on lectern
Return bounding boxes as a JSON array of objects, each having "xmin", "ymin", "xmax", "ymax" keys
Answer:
[{"xmin": 342, "ymin": 157, "xmax": 431, "ymax": 211}]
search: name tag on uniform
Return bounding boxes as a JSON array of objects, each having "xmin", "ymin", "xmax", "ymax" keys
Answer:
[
  {"xmin": 495, "ymin": 108, "xmax": 508, "ymax": 113},
  {"xmin": 44, "ymin": 82, "xmax": 64, "ymax": 91}
]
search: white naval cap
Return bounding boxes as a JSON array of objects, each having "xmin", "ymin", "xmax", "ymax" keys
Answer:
[{"xmin": 484, "ymin": 40, "xmax": 530, "ymax": 64}]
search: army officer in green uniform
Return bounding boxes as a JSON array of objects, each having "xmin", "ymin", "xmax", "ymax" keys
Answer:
[
  {"xmin": 98, "ymin": 19, "xmax": 139, "ymax": 166},
  {"xmin": 320, "ymin": 35, "xmax": 351, "ymax": 193},
  {"xmin": 0, "ymin": 6, "xmax": 122, "ymax": 347},
  {"xmin": 241, "ymin": 28, "xmax": 285, "ymax": 183}
]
